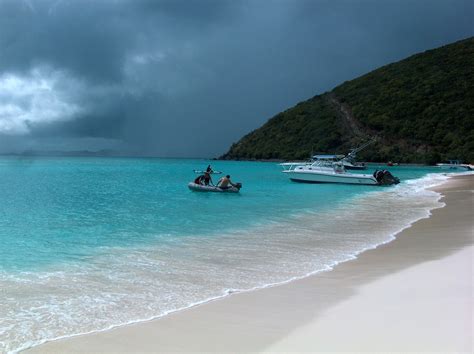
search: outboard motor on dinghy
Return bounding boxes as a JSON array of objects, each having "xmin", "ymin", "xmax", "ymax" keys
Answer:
[{"xmin": 373, "ymin": 170, "xmax": 400, "ymax": 185}]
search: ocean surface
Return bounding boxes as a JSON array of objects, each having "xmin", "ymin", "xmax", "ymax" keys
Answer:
[{"xmin": 0, "ymin": 157, "xmax": 454, "ymax": 352}]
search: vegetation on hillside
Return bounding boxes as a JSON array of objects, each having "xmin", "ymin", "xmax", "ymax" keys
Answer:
[
  {"xmin": 221, "ymin": 37, "xmax": 474, "ymax": 163},
  {"xmin": 223, "ymin": 96, "xmax": 347, "ymax": 160}
]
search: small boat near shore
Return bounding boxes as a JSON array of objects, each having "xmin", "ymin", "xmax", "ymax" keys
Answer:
[
  {"xmin": 188, "ymin": 182, "xmax": 241, "ymax": 193},
  {"xmin": 436, "ymin": 160, "xmax": 471, "ymax": 171},
  {"xmin": 281, "ymin": 161, "xmax": 399, "ymax": 186}
]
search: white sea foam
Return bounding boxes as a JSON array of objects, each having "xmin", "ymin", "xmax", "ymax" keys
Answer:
[{"xmin": 0, "ymin": 172, "xmax": 458, "ymax": 353}]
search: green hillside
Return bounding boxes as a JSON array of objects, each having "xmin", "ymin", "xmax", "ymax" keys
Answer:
[{"xmin": 220, "ymin": 37, "xmax": 474, "ymax": 164}]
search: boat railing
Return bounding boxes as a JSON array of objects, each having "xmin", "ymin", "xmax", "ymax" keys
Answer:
[{"xmin": 279, "ymin": 161, "xmax": 311, "ymax": 171}]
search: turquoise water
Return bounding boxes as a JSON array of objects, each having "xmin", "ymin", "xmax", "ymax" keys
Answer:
[
  {"xmin": 0, "ymin": 157, "xmax": 449, "ymax": 352},
  {"xmin": 0, "ymin": 158, "xmax": 437, "ymax": 270}
]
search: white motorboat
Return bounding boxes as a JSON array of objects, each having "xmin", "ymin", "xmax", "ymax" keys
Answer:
[
  {"xmin": 281, "ymin": 161, "xmax": 399, "ymax": 185},
  {"xmin": 436, "ymin": 160, "xmax": 471, "ymax": 171}
]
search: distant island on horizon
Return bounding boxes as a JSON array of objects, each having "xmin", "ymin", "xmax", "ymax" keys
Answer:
[
  {"xmin": 220, "ymin": 37, "xmax": 473, "ymax": 164},
  {"xmin": 0, "ymin": 150, "xmax": 119, "ymax": 157},
  {"xmin": 0, "ymin": 150, "xmax": 214, "ymax": 160}
]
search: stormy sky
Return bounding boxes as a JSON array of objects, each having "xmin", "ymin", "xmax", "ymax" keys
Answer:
[{"xmin": 0, "ymin": 0, "xmax": 472, "ymax": 157}]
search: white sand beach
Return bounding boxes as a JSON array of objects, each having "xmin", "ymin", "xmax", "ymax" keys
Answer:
[{"xmin": 26, "ymin": 175, "xmax": 473, "ymax": 353}]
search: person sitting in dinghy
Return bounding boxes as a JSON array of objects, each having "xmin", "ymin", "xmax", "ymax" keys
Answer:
[
  {"xmin": 194, "ymin": 171, "xmax": 213, "ymax": 186},
  {"xmin": 194, "ymin": 175, "xmax": 205, "ymax": 185},
  {"xmin": 217, "ymin": 175, "xmax": 238, "ymax": 190}
]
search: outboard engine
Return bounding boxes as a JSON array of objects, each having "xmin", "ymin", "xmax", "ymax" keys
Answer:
[
  {"xmin": 375, "ymin": 170, "xmax": 400, "ymax": 185},
  {"xmin": 374, "ymin": 170, "xmax": 384, "ymax": 182}
]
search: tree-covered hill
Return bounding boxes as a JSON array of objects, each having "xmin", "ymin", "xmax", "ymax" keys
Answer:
[{"xmin": 220, "ymin": 37, "xmax": 474, "ymax": 164}]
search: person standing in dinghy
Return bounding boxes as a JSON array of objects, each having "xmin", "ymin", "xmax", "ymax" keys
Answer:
[{"xmin": 203, "ymin": 171, "xmax": 213, "ymax": 186}]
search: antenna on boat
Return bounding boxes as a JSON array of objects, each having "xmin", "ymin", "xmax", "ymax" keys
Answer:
[{"xmin": 347, "ymin": 138, "xmax": 377, "ymax": 158}]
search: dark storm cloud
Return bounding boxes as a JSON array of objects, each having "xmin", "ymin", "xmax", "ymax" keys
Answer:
[
  {"xmin": 0, "ymin": 0, "xmax": 238, "ymax": 81},
  {"xmin": 0, "ymin": 0, "xmax": 472, "ymax": 156}
]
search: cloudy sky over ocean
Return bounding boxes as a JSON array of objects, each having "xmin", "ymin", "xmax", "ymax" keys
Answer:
[{"xmin": 0, "ymin": 0, "xmax": 472, "ymax": 156}]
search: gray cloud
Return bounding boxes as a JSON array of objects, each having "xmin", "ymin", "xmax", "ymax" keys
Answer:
[{"xmin": 0, "ymin": 0, "xmax": 472, "ymax": 156}]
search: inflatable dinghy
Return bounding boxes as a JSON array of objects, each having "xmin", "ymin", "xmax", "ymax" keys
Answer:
[{"xmin": 188, "ymin": 182, "xmax": 241, "ymax": 193}]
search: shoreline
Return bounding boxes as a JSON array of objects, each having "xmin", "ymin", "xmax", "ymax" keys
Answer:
[{"xmin": 25, "ymin": 174, "xmax": 473, "ymax": 353}]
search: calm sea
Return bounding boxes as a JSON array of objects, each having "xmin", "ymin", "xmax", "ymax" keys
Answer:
[{"xmin": 0, "ymin": 157, "xmax": 449, "ymax": 352}]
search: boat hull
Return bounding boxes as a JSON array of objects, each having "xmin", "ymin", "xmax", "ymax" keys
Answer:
[
  {"xmin": 436, "ymin": 164, "xmax": 471, "ymax": 171},
  {"xmin": 188, "ymin": 182, "xmax": 240, "ymax": 193},
  {"xmin": 284, "ymin": 171, "xmax": 378, "ymax": 185}
]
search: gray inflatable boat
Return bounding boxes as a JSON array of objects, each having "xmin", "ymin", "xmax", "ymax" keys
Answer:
[{"xmin": 188, "ymin": 182, "xmax": 241, "ymax": 193}]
